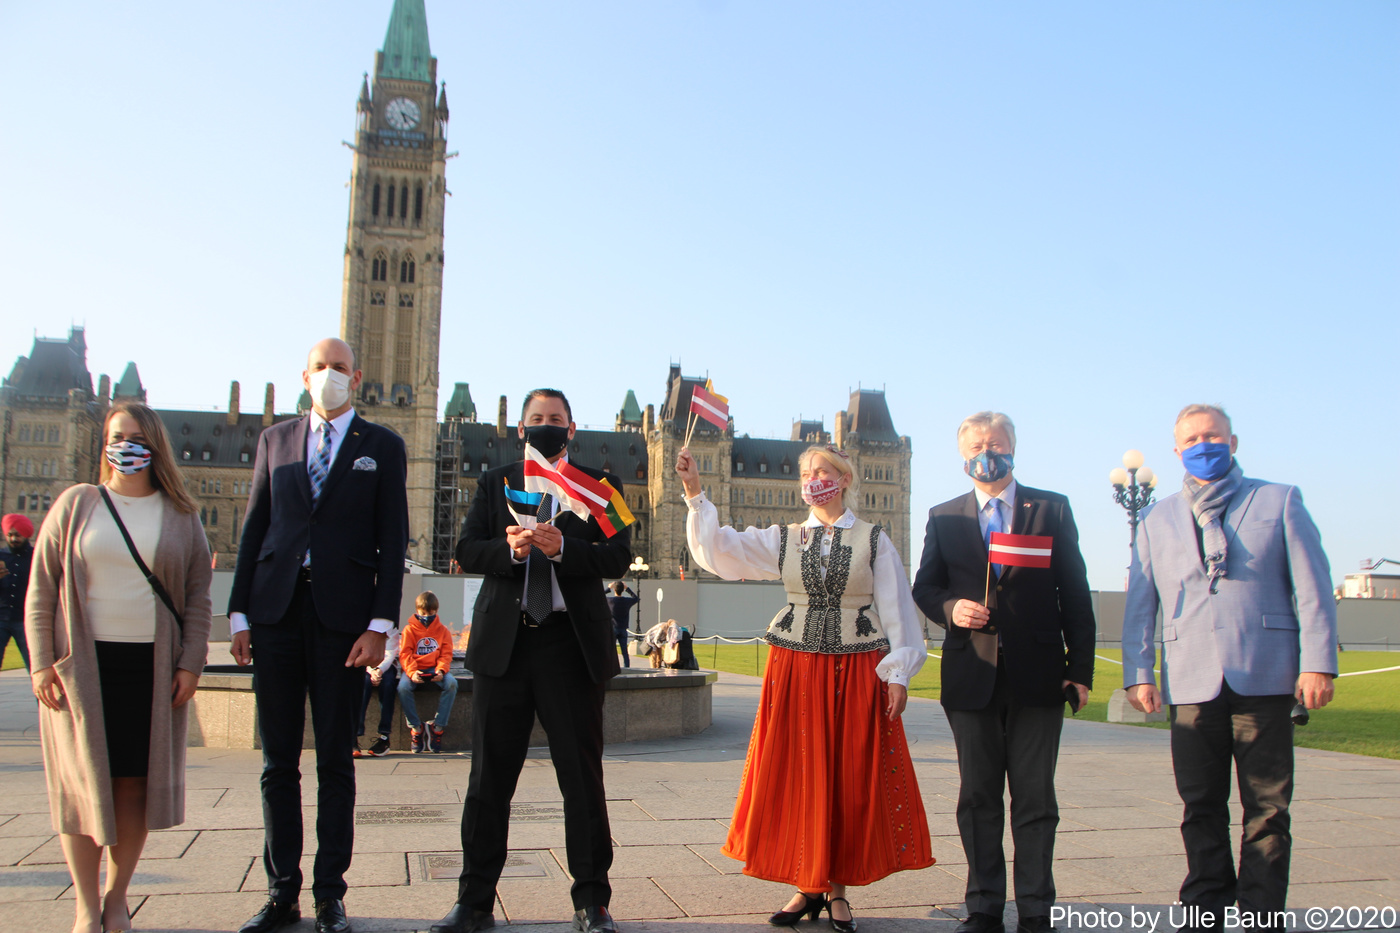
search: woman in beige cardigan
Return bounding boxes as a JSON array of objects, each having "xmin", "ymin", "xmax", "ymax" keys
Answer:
[{"xmin": 27, "ymin": 401, "xmax": 212, "ymax": 933}]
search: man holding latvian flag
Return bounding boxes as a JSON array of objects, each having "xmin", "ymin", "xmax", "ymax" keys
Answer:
[
  {"xmin": 911, "ymin": 411, "xmax": 1095, "ymax": 933},
  {"xmin": 431, "ymin": 389, "xmax": 632, "ymax": 933}
]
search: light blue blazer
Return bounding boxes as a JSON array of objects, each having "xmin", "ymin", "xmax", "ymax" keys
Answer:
[{"xmin": 1121, "ymin": 476, "xmax": 1337, "ymax": 705}]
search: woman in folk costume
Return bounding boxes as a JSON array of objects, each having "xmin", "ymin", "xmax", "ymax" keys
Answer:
[
  {"xmin": 676, "ymin": 443, "xmax": 932, "ymax": 932},
  {"xmin": 27, "ymin": 401, "xmax": 212, "ymax": 933}
]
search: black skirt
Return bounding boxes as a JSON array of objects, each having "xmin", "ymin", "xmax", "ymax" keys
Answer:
[{"xmin": 94, "ymin": 640, "xmax": 155, "ymax": 779}]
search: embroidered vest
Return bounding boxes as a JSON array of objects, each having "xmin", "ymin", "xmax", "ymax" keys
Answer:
[{"xmin": 766, "ymin": 519, "xmax": 889, "ymax": 654}]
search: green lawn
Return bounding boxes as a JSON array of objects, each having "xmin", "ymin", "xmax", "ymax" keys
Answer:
[
  {"xmin": 1, "ymin": 645, "xmax": 25, "ymax": 671},
  {"xmin": 696, "ymin": 642, "xmax": 1400, "ymax": 761}
]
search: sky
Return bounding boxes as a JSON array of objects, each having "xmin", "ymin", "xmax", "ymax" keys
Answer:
[{"xmin": 1, "ymin": 1, "xmax": 1396, "ymax": 590}]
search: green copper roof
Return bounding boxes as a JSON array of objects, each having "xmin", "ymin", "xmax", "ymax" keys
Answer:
[
  {"xmin": 379, "ymin": 0, "xmax": 433, "ymax": 83},
  {"xmin": 620, "ymin": 389, "xmax": 642, "ymax": 423},
  {"xmin": 445, "ymin": 383, "xmax": 476, "ymax": 420},
  {"xmin": 114, "ymin": 362, "xmax": 144, "ymax": 399}
]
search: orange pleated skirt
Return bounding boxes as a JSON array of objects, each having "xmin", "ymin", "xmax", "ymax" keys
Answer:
[{"xmin": 721, "ymin": 645, "xmax": 934, "ymax": 891}]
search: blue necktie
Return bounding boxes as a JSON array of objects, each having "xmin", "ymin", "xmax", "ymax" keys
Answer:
[
  {"xmin": 309, "ymin": 423, "xmax": 333, "ymax": 506},
  {"xmin": 984, "ymin": 498, "xmax": 1004, "ymax": 578}
]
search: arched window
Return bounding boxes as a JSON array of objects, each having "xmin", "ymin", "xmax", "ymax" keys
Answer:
[
  {"xmin": 414, "ymin": 185, "xmax": 423, "ymax": 222},
  {"xmin": 210, "ymin": 507, "xmax": 219, "ymax": 526},
  {"xmin": 372, "ymin": 254, "xmax": 388, "ymax": 282},
  {"xmin": 400, "ymin": 258, "xmax": 415, "ymax": 283},
  {"xmin": 372, "ymin": 182, "xmax": 381, "ymax": 217},
  {"xmin": 400, "ymin": 185, "xmax": 409, "ymax": 218},
  {"xmin": 386, "ymin": 184, "xmax": 396, "ymax": 218}
]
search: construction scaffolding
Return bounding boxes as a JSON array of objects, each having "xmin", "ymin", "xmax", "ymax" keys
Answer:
[{"xmin": 433, "ymin": 419, "xmax": 467, "ymax": 572}]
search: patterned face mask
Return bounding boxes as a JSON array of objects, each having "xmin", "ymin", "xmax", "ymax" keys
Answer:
[
  {"xmin": 964, "ymin": 450, "xmax": 1014, "ymax": 484},
  {"xmin": 801, "ymin": 477, "xmax": 842, "ymax": 506},
  {"xmin": 105, "ymin": 440, "xmax": 152, "ymax": 475}
]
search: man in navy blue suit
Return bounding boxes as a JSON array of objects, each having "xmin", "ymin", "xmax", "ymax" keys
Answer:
[{"xmin": 229, "ymin": 337, "xmax": 408, "ymax": 933}]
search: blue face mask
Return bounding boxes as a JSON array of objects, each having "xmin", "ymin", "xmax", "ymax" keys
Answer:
[
  {"xmin": 1180, "ymin": 441, "xmax": 1233, "ymax": 481},
  {"xmin": 964, "ymin": 451, "xmax": 1014, "ymax": 484}
]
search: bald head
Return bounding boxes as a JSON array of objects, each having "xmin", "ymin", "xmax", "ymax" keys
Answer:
[{"xmin": 303, "ymin": 337, "xmax": 362, "ymax": 419}]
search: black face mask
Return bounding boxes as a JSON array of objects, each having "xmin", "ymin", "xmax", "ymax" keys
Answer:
[{"xmin": 523, "ymin": 423, "xmax": 570, "ymax": 458}]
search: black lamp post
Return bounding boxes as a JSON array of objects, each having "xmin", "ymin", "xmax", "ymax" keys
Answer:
[{"xmin": 1109, "ymin": 449, "xmax": 1158, "ymax": 552}]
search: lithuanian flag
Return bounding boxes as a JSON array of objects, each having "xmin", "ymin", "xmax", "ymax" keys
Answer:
[{"xmin": 596, "ymin": 478, "xmax": 636, "ymax": 539}]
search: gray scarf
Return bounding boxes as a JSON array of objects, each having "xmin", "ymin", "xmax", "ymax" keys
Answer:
[{"xmin": 1182, "ymin": 460, "xmax": 1243, "ymax": 591}]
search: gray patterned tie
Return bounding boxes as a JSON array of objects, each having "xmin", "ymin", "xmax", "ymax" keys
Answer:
[
  {"xmin": 309, "ymin": 423, "xmax": 333, "ymax": 506},
  {"xmin": 524, "ymin": 493, "xmax": 556, "ymax": 625}
]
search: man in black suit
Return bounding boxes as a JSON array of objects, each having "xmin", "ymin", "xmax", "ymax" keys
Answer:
[
  {"xmin": 912, "ymin": 411, "xmax": 1095, "ymax": 933},
  {"xmin": 229, "ymin": 337, "xmax": 408, "ymax": 933},
  {"xmin": 432, "ymin": 389, "xmax": 631, "ymax": 933}
]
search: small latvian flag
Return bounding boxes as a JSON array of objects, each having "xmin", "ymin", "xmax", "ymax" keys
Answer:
[
  {"xmin": 689, "ymin": 380, "xmax": 730, "ymax": 430},
  {"xmin": 988, "ymin": 532, "xmax": 1054, "ymax": 568}
]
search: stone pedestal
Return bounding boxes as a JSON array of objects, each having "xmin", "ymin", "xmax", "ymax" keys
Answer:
[
  {"xmin": 1106, "ymin": 686, "xmax": 1168, "ymax": 723},
  {"xmin": 188, "ymin": 665, "xmax": 716, "ymax": 751}
]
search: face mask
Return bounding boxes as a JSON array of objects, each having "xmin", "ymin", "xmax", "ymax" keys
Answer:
[
  {"xmin": 1181, "ymin": 441, "xmax": 1233, "ymax": 482},
  {"xmin": 523, "ymin": 424, "xmax": 570, "ymax": 458},
  {"xmin": 105, "ymin": 441, "xmax": 152, "ymax": 475},
  {"xmin": 964, "ymin": 450, "xmax": 1013, "ymax": 484},
  {"xmin": 307, "ymin": 368, "xmax": 352, "ymax": 412},
  {"xmin": 801, "ymin": 477, "xmax": 843, "ymax": 506},
  {"xmin": 415, "ymin": 613, "xmax": 435, "ymax": 623}
]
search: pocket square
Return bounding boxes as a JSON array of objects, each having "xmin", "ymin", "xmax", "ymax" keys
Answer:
[{"xmin": 352, "ymin": 456, "xmax": 377, "ymax": 471}]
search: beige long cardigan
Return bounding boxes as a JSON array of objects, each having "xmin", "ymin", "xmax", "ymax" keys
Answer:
[{"xmin": 25, "ymin": 483, "xmax": 213, "ymax": 844}]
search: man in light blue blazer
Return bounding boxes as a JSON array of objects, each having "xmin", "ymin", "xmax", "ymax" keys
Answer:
[{"xmin": 1122, "ymin": 404, "xmax": 1336, "ymax": 931}]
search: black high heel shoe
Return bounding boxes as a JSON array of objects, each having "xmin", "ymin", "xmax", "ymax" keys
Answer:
[
  {"xmin": 827, "ymin": 896, "xmax": 857, "ymax": 933},
  {"xmin": 769, "ymin": 892, "xmax": 828, "ymax": 926}
]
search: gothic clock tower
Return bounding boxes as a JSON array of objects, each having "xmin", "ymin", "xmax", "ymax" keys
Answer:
[{"xmin": 340, "ymin": 0, "xmax": 449, "ymax": 565}]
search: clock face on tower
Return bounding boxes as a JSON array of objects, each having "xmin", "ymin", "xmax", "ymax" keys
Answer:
[{"xmin": 384, "ymin": 96, "xmax": 421, "ymax": 130}]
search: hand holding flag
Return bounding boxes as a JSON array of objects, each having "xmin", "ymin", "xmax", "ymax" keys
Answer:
[{"xmin": 684, "ymin": 379, "xmax": 729, "ymax": 447}]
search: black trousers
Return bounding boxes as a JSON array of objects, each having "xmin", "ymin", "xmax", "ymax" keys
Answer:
[
  {"xmin": 358, "ymin": 668, "xmax": 398, "ymax": 738},
  {"xmin": 944, "ymin": 660, "xmax": 1065, "ymax": 917},
  {"xmin": 613, "ymin": 626, "xmax": 630, "ymax": 668},
  {"xmin": 1171, "ymin": 683, "xmax": 1295, "ymax": 917},
  {"xmin": 458, "ymin": 618, "xmax": 611, "ymax": 912},
  {"xmin": 251, "ymin": 575, "xmax": 362, "ymax": 902}
]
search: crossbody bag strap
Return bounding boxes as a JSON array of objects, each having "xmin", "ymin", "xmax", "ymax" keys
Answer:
[{"xmin": 99, "ymin": 486, "xmax": 184, "ymax": 630}]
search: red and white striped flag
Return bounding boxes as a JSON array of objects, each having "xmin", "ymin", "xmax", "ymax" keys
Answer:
[
  {"xmin": 988, "ymin": 532, "xmax": 1053, "ymax": 568},
  {"xmin": 689, "ymin": 381, "xmax": 730, "ymax": 430},
  {"xmin": 522, "ymin": 446, "xmax": 593, "ymax": 522}
]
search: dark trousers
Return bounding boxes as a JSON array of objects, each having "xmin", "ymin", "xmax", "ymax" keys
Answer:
[
  {"xmin": 458, "ymin": 618, "xmax": 611, "ymax": 912},
  {"xmin": 1171, "ymin": 683, "xmax": 1295, "ymax": 917},
  {"xmin": 250, "ymin": 576, "xmax": 362, "ymax": 902},
  {"xmin": 0, "ymin": 616, "xmax": 29, "ymax": 672},
  {"xmin": 358, "ymin": 668, "xmax": 398, "ymax": 738},
  {"xmin": 613, "ymin": 627, "xmax": 630, "ymax": 668},
  {"xmin": 944, "ymin": 661, "xmax": 1065, "ymax": 917}
]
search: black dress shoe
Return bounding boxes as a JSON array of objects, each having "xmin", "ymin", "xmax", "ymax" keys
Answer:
[
  {"xmin": 956, "ymin": 913, "xmax": 1005, "ymax": 933},
  {"xmin": 239, "ymin": 898, "xmax": 300, "ymax": 933},
  {"xmin": 573, "ymin": 905, "xmax": 618, "ymax": 933},
  {"xmin": 430, "ymin": 902, "xmax": 496, "ymax": 933},
  {"xmin": 314, "ymin": 897, "xmax": 351, "ymax": 933},
  {"xmin": 1016, "ymin": 917, "xmax": 1055, "ymax": 933}
]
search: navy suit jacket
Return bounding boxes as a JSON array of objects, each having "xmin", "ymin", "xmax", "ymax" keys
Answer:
[
  {"xmin": 912, "ymin": 484, "xmax": 1096, "ymax": 710},
  {"xmin": 228, "ymin": 412, "xmax": 408, "ymax": 633},
  {"xmin": 1121, "ymin": 477, "xmax": 1337, "ymax": 705},
  {"xmin": 457, "ymin": 461, "xmax": 632, "ymax": 684}
]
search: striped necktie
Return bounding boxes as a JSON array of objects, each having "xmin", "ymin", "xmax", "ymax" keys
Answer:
[
  {"xmin": 309, "ymin": 422, "xmax": 333, "ymax": 505},
  {"xmin": 524, "ymin": 493, "xmax": 556, "ymax": 625}
]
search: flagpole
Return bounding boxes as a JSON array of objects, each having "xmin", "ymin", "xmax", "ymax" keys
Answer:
[
  {"xmin": 984, "ymin": 560, "xmax": 992, "ymax": 609},
  {"xmin": 683, "ymin": 409, "xmax": 698, "ymax": 449}
]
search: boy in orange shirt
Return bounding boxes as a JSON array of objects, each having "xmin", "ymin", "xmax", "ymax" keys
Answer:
[{"xmin": 397, "ymin": 591, "xmax": 458, "ymax": 753}]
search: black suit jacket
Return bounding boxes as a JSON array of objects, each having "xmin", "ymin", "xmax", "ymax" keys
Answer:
[
  {"xmin": 457, "ymin": 461, "xmax": 632, "ymax": 684},
  {"xmin": 912, "ymin": 484, "xmax": 1095, "ymax": 710},
  {"xmin": 229, "ymin": 413, "xmax": 409, "ymax": 633}
]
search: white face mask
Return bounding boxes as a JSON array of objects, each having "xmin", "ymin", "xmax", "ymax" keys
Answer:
[{"xmin": 307, "ymin": 368, "xmax": 352, "ymax": 412}]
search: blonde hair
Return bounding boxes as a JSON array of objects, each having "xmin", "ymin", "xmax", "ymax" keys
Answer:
[
  {"xmin": 1175, "ymin": 404, "xmax": 1231, "ymax": 435},
  {"xmin": 100, "ymin": 401, "xmax": 198, "ymax": 514},
  {"xmin": 416, "ymin": 590, "xmax": 440, "ymax": 613},
  {"xmin": 799, "ymin": 444, "xmax": 859, "ymax": 510},
  {"xmin": 956, "ymin": 411, "xmax": 1016, "ymax": 450}
]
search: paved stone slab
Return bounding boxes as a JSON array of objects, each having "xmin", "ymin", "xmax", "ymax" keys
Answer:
[
  {"xmin": 0, "ymin": 834, "xmax": 48, "ymax": 867},
  {"xmin": 241, "ymin": 851, "xmax": 407, "ymax": 891},
  {"xmin": 0, "ymin": 864, "xmax": 73, "ymax": 902},
  {"xmin": 610, "ymin": 818, "xmax": 730, "ymax": 846},
  {"xmin": 22, "ymin": 827, "xmax": 195, "ymax": 865}
]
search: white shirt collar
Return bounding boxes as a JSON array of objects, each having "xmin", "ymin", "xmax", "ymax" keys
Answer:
[
  {"xmin": 309, "ymin": 407, "xmax": 356, "ymax": 436},
  {"xmin": 802, "ymin": 508, "xmax": 856, "ymax": 530},
  {"xmin": 973, "ymin": 478, "xmax": 1017, "ymax": 513}
]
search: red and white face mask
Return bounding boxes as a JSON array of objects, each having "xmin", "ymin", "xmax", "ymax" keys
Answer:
[{"xmin": 801, "ymin": 477, "xmax": 842, "ymax": 506}]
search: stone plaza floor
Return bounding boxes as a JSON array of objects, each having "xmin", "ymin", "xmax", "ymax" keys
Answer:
[{"xmin": 1, "ymin": 651, "xmax": 1397, "ymax": 932}]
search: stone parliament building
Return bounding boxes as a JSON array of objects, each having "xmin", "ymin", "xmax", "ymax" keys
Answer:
[{"xmin": 0, "ymin": 1, "xmax": 914, "ymax": 580}]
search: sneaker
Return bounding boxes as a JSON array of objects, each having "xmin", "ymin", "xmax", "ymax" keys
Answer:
[
  {"xmin": 427, "ymin": 726, "xmax": 444, "ymax": 753},
  {"xmin": 352, "ymin": 738, "xmax": 365, "ymax": 758},
  {"xmin": 409, "ymin": 727, "xmax": 425, "ymax": 753},
  {"xmin": 365, "ymin": 735, "xmax": 391, "ymax": 757}
]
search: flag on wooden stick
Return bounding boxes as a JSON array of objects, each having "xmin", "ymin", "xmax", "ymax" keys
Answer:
[
  {"xmin": 689, "ymin": 381, "xmax": 729, "ymax": 430},
  {"xmin": 988, "ymin": 532, "xmax": 1054, "ymax": 568}
]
